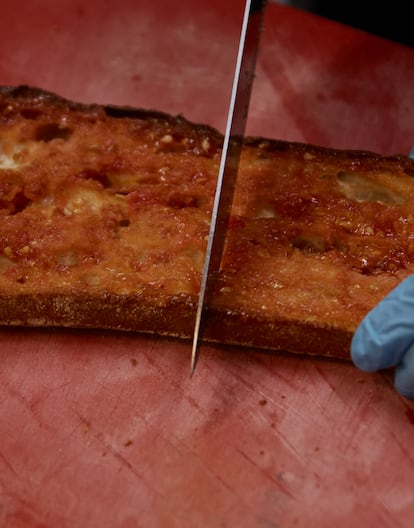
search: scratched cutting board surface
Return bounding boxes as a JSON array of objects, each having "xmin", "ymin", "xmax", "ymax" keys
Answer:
[{"xmin": 1, "ymin": 1, "xmax": 414, "ymax": 527}]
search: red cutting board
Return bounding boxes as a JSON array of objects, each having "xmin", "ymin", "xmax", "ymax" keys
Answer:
[{"xmin": 1, "ymin": 2, "xmax": 414, "ymax": 527}]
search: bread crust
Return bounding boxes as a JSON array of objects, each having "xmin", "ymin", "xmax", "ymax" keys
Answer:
[{"xmin": 1, "ymin": 85, "xmax": 414, "ymax": 360}]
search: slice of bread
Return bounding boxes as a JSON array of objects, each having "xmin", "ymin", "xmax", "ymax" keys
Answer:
[{"xmin": 1, "ymin": 85, "xmax": 413, "ymax": 360}]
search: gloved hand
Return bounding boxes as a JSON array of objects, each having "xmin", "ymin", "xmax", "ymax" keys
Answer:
[{"xmin": 351, "ymin": 275, "xmax": 414, "ymax": 399}]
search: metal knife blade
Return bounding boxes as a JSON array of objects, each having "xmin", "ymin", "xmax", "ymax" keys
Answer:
[{"xmin": 190, "ymin": 0, "xmax": 266, "ymax": 376}]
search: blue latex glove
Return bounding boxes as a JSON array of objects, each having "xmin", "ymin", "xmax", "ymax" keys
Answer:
[{"xmin": 351, "ymin": 275, "xmax": 414, "ymax": 399}]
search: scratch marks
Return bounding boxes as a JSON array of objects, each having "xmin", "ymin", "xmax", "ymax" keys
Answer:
[
  {"xmin": 0, "ymin": 451, "xmax": 18, "ymax": 479},
  {"xmin": 73, "ymin": 411, "xmax": 146, "ymax": 483}
]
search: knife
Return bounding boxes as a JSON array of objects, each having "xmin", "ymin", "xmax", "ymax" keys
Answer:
[{"xmin": 190, "ymin": 0, "xmax": 267, "ymax": 376}]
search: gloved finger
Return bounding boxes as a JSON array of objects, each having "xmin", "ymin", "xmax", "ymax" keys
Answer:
[
  {"xmin": 351, "ymin": 275, "xmax": 414, "ymax": 372},
  {"xmin": 395, "ymin": 341, "xmax": 414, "ymax": 399}
]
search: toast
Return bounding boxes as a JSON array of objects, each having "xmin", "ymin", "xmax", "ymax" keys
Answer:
[{"xmin": 1, "ymin": 85, "xmax": 414, "ymax": 360}]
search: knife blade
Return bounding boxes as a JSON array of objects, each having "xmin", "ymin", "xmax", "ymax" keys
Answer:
[{"xmin": 190, "ymin": 0, "xmax": 266, "ymax": 376}]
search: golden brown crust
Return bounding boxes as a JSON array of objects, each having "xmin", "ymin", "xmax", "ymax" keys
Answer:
[{"xmin": 1, "ymin": 85, "xmax": 414, "ymax": 360}]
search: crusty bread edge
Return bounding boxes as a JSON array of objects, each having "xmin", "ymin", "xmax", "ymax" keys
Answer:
[
  {"xmin": 2, "ymin": 84, "xmax": 413, "ymax": 163},
  {"xmin": 0, "ymin": 292, "xmax": 352, "ymax": 360}
]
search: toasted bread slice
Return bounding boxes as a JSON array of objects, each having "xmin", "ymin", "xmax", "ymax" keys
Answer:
[{"xmin": 1, "ymin": 85, "xmax": 414, "ymax": 359}]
